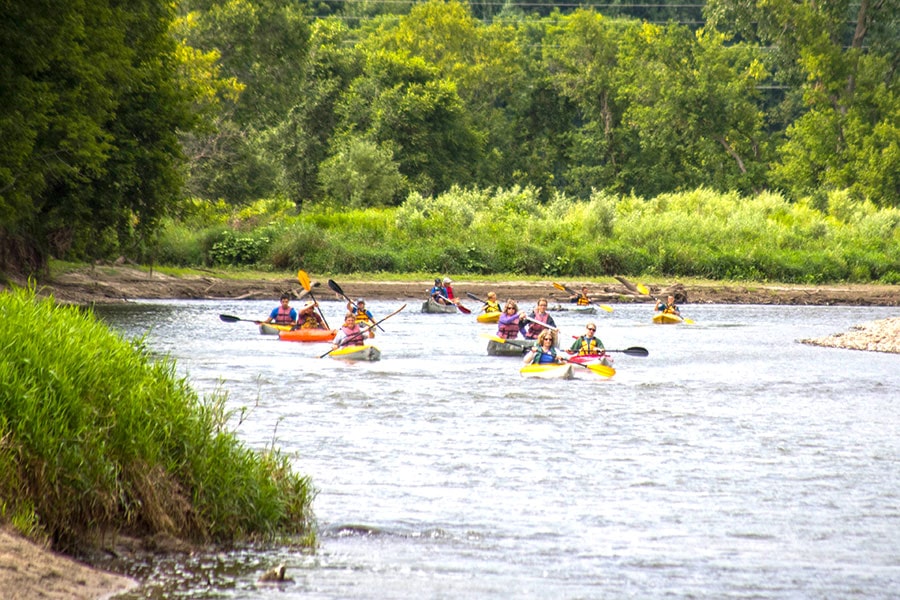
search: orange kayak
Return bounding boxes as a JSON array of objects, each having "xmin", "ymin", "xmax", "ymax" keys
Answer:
[{"xmin": 278, "ymin": 328, "xmax": 336, "ymax": 343}]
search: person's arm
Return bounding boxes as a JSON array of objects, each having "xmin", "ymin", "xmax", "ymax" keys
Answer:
[
  {"xmin": 523, "ymin": 347, "xmax": 537, "ymax": 365},
  {"xmin": 264, "ymin": 307, "xmax": 277, "ymax": 323}
]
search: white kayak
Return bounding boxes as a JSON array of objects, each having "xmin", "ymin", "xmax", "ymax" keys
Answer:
[{"xmin": 519, "ymin": 363, "xmax": 574, "ymax": 380}]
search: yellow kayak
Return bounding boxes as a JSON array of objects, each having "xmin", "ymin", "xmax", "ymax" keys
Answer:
[
  {"xmin": 329, "ymin": 344, "xmax": 381, "ymax": 361},
  {"xmin": 652, "ymin": 312, "xmax": 684, "ymax": 324},
  {"xmin": 477, "ymin": 311, "xmax": 501, "ymax": 323},
  {"xmin": 259, "ymin": 323, "xmax": 293, "ymax": 335}
]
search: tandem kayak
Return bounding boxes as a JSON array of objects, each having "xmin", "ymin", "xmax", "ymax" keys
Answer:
[
  {"xmin": 259, "ymin": 323, "xmax": 293, "ymax": 335},
  {"xmin": 652, "ymin": 312, "xmax": 684, "ymax": 324},
  {"xmin": 477, "ymin": 311, "xmax": 501, "ymax": 324},
  {"xmin": 422, "ymin": 298, "xmax": 458, "ymax": 314},
  {"xmin": 329, "ymin": 344, "xmax": 381, "ymax": 361},
  {"xmin": 520, "ymin": 363, "xmax": 574, "ymax": 380},
  {"xmin": 278, "ymin": 328, "xmax": 336, "ymax": 343},
  {"xmin": 486, "ymin": 338, "xmax": 535, "ymax": 357}
]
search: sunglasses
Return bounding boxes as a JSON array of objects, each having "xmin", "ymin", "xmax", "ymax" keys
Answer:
[{"xmin": 587, "ymin": 327, "xmax": 596, "ymax": 332}]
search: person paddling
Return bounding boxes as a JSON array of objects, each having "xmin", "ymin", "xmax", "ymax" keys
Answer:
[
  {"xmin": 496, "ymin": 299, "xmax": 524, "ymax": 339},
  {"xmin": 570, "ymin": 285, "xmax": 591, "ymax": 306},
  {"xmin": 332, "ymin": 312, "xmax": 367, "ymax": 349},
  {"xmin": 522, "ymin": 297, "xmax": 557, "ymax": 343},
  {"xmin": 350, "ymin": 298, "xmax": 377, "ymax": 337},
  {"xmin": 482, "ymin": 291, "xmax": 501, "ymax": 314},
  {"xmin": 295, "ymin": 301, "xmax": 326, "ymax": 330},
  {"xmin": 655, "ymin": 294, "xmax": 681, "ymax": 316},
  {"xmin": 523, "ymin": 330, "xmax": 565, "ymax": 365},
  {"xmin": 569, "ymin": 322, "xmax": 612, "ymax": 366},
  {"xmin": 264, "ymin": 293, "xmax": 298, "ymax": 326}
]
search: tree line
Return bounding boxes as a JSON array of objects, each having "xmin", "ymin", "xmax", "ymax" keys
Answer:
[{"xmin": 1, "ymin": 0, "xmax": 897, "ymax": 276}]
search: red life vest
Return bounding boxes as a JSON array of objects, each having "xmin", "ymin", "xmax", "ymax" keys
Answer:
[
  {"xmin": 274, "ymin": 306, "xmax": 294, "ymax": 325},
  {"xmin": 497, "ymin": 315, "xmax": 520, "ymax": 339},
  {"xmin": 340, "ymin": 324, "xmax": 364, "ymax": 346},
  {"xmin": 525, "ymin": 312, "xmax": 550, "ymax": 339}
]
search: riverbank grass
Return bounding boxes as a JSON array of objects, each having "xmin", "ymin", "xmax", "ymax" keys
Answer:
[{"xmin": 0, "ymin": 286, "xmax": 315, "ymax": 550}]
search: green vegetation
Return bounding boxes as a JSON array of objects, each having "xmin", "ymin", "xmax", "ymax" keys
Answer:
[
  {"xmin": 2, "ymin": 1, "xmax": 897, "ymax": 280},
  {"xmin": 153, "ymin": 188, "xmax": 900, "ymax": 285},
  {"xmin": 0, "ymin": 286, "xmax": 315, "ymax": 550}
]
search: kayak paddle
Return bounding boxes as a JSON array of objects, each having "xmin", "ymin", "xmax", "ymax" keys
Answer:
[
  {"xmin": 437, "ymin": 294, "xmax": 471, "ymax": 314},
  {"xmin": 566, "ymin": 359, "xmax": 616, "ymax": 378},
  {"xmin": 219, "ymin": 314, "xmax": 261, "ymax": 324}
]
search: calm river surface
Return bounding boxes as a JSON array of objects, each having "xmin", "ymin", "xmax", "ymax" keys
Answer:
[{"xmin": 96, "ymin": 298, "xmax": 900, "ymax": 599}]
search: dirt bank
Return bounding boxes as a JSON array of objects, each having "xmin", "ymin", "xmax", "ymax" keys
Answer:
[
  {"xmin": 24, "ymin": 265, "xmax": 900, "ymax": 307},
  {"xmin": 0, "ymin": 528, "xmax": 136, "ymax": 600}
]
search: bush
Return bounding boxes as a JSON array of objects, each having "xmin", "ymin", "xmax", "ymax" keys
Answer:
[{"xmin": 0, "ymin": 287, "xmax": 316, "ymax": 549}]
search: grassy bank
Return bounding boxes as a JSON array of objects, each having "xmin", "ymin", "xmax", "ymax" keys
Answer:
[
  {"xmin": 152, "ymin": 187, "xmax": 900, "ymax": 285},
  {"xmin": 0, "ymin": 286, "xmax": 315, "ymax": 551}
]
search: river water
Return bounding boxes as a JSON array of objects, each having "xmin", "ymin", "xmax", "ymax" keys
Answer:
[{"xmin": 95, "ymin": 298, "xmax": 900, "ymax": 599}]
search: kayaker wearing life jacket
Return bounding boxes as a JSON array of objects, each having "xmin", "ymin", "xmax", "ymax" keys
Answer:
[
  {"xmin": 524, "ymin": 330, "xmax": 565, "ymax": 365},
  {"xmin": 350, "ymin": 298, "xmax": 376, "ymax": 338},
  {"xmin": 569, "ymin": 322, "xmax": 612, "ymax": 366},
  {"xmin": 497, "ymin": 299, "xmax": 524, "ymax": 339},
  {"xmin": 332, "ymin": 312, "xmax": 366, "ymax": 349},
  {"xmin": 265, "ymin": 293, "xmax": 298, "ymax": 326},
  {"xmin": 655, "ymin": 295, "xmax": 681, "ymax": 315},
  {"xmin": 570, "ymin": 322, "xmax": 605, "ymax": 355},
  {"xmin": 482, "ymin": 291, "xmax": 501, "ymax": 314},
  {"xmin": 296, "ymin": 301, "xmax": 326, "ymax": 329},
  {"xmin": 523, "ymin": 298, "xmax": 557, "ymax": 341},
  {"xmin": 570, "ymin": 285, "xmax": 591, "ymax": 306},
  {"xmin": 428, "ymin": 278, "xmax": 449, "ymax": 304}
]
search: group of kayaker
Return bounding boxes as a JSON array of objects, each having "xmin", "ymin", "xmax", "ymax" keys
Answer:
[{"xmin": 264, "ymin": 294, "xmax": 378, "ymax": 351}]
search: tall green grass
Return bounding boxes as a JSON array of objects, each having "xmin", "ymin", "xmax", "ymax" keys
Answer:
[
  {"xmin": 152, "ymin": 187, "xmax": 900, "ymax": 284},
  {"xmin": 0, "ymin": 286, "xmax": 315, "ymax": 550}
]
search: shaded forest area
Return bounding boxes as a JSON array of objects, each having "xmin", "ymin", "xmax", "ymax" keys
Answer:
[{"xmin": 1, "ymin": 0, "xmax": 897, "ymax": 277}]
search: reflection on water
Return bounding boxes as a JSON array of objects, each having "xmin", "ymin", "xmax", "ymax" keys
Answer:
[{"xmin": 96, "ymin": 299, "xmax": 900, "ymax": 599}]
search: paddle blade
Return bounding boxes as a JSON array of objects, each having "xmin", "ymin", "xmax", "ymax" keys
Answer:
[
  {"xmin": 552, "ymin": 282, "xmax": 568, "ymax": 293},
  {"xmin": 479, "ymin": 333, "xmax": 506, "ymax": 343},
  {"xmin": 456, "ymin": 302, "xmax": 471, "ymax": 315},
  {"xmin": 219, "ymin": 314, "xmax": 242, "ymax": 323},
  {"xmin": 683, "ymin": 318, "xmax": 695, "ymax": 325},
  {"xmin": 636, "ymin": 283, "xmax": 650, "ymax": 295},
  {"xmin": 327, "ymin": 279, "xmax": 345, "ymax": 296},
  {"xmin": 586, "ymin": 363, "xmax": 616, "ymax": 377},
  {"xmin": 297, "ymin": 269, "xmax": 311, "ymax": 291},
  {"xmin": 466, "ymin": 291, "xmax": 486, "ymax": 304},
  {"xmin": 598, "ymin": 304, "xmax": 614, "ymax": 313},
  {"xmin": 620, "ymin": 346, "xmax": 649, "ymax": 357}
]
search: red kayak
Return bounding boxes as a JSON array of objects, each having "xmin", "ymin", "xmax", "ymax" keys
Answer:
[{"xmin": 278, "ymin": 328, "xmax": 336, "ymax": 343}]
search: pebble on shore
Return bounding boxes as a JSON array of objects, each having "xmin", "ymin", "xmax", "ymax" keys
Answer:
[{"xmin": 800, "ymin": 316, "xmax": 900, "ymax": 354}]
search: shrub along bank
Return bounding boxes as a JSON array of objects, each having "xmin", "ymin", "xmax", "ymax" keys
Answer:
[
  {"xmin": 0, "ymin": 286, "xmax": 315, "ymax": 551},
  {"xmin": 154, "ymin": 187, "xmax": 900, "ymax": 285}
]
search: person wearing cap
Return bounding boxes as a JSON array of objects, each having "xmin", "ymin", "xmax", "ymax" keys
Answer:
[
  {"xmin": 295, "ymin": 301, "xmax": 326, "ymax": 329},
  {"xmin": 349, "ymin": 298, "xmax": 376, "ymax": 338},
  {"xmin": 264, "ymin": 293, "xmax": 298, "ymax": 326},
  {"xmin": 441, "ymin": 277, "xmax": 460, "ymax": 305}
]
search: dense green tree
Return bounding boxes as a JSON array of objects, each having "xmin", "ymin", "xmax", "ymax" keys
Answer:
[
  {"xmin": 615, "ymin": 23, "xmax": 770, "ymax": 196},
  {"xmin": 1, "ymin": 0, "xmax": 198, "ymax": 273},
  {"xmin": 178, "ymin": 0, "xmax": 312, "ymax": 204}
]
